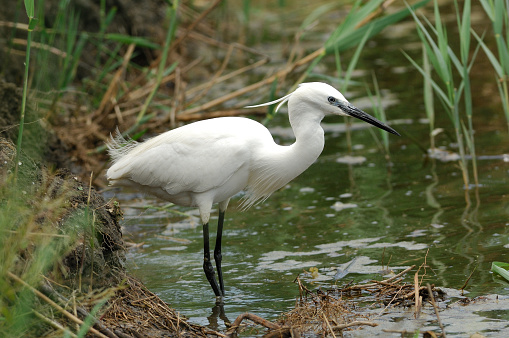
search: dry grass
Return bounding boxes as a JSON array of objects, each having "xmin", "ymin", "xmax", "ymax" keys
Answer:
[{"xmin": 224, "ymin": 263, "xmax": 446, "ymax": 337}]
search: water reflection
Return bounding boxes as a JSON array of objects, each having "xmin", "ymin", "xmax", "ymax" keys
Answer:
[{"xmin": 207, "ymin": 303, "xmax": 230, "ymax": 331}]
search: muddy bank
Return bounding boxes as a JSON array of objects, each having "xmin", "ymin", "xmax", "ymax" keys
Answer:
[
  {"xmin": 1, "ymin": 135, "xmax": 220, "ymax": 337},
  {"xmin": 0, "ymin": 0, "xmax": 230, "ymax": 334},
  {"xmin": 0, "ymin": 78, "xmax": 215, "ymax": 336}
]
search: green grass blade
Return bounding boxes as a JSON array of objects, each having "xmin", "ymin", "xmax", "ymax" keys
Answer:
[
  {"xmin": 403, "ymin": 51, "xmax": 450, "ymax": 106},
  {"xmin": 494, "ymin": 0, "xmax": 504, "ymax": 35},
  {"xmin": 409, "ymin": 8, "xmax": 450, "ymax": 85},
  {"xmin": 136, "ymin": 2, "xmax": 179, "ymax": 125},
  {"xmin": 369, "ymin": 72, "xmax": 389, "ymax": 153},
  {"xmin": 342, "ymin": 25, "xmax": 373, "ymax": 91},
  {"xmin": 479, "ymin": 0, "xmax": 494, "ymax": 21},
  {"xmin": 446, "ymin": 45, "xmax": 463, "ymax": 75},
  {"xmin": 24, "ymin": 0, "xmax": 34, "ymax": 18},
  {"xmin": 105, "ymin": 33, "xmax": 161, "ymax": 49},
  {"xmin": 492, "ymin": 262, "xmax": 509, "ymax": 282},
  {"xmin": 104, "ymin": 7, "xmax": 117, "ymax": 27},
  {"xmin": 76, "ymin": 298, "xmax": 109, "ymax": 338},
  {"xmin": 324, "ymin": 0, "xmax": 429, "ymax": 54},
  {"xmin": 462, "ymin": 0, "xmax": 471, "ymax": 59},
  {"xmin": 495, "ymin": 77, "xmax": 509, "ymax": 130},
  {"xmin": 299, "ymin": 3, "xmax": 337, "ymax": 33},
  {"xmin": 423, "ymin": 47, "xmax": 435, "ymax": 133},
  {"xmin": 495, "ymin": 37, "xmax": 509, "ymax": 74},
  {"xmin": 472, "ymin": 30, "xmax": 504, "ymax": 77}
]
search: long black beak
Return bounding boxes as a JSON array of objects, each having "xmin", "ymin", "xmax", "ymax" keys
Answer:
[{"xmin": 336, "ymin": 101, "xmax": 400, "ymax": 136}]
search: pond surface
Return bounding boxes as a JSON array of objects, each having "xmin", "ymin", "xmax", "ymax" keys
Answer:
[{"xmin": 102, "ymin": 1, "xmax": 509, "ymax": 336}]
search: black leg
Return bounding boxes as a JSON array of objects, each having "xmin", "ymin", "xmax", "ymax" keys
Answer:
[
  {"xmin": 214, "ymin": 210, "xmax": 225, "ymax": 295},
  {"xmin": 203, "ymin": 222, "xmax": 222, "ymax": 297}
]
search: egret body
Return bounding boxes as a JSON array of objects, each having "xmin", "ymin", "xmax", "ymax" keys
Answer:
[{"xmin": 106, "ymin": 82, "xmax": 399, "ymax": 298}]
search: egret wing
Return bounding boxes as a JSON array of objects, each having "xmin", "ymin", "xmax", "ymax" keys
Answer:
[{"xmin": 108, "ymin": 134, "xmax": 249, "ymax": 195}]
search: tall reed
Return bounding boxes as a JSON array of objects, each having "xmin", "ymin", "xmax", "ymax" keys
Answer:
[
  {"xmin": 404, "ymin": 0, "xmax": 479, "ymax": 194},
  {"xmin": 477, "ymin": 0, "xmax": 509, "ymax": 132},
  {"xmin": 366, "ymin": 73, "xmax": 391, "ymax": 159},
  {"xmin": 14, "ymin": 0, "xmax": 37, "ymax": 177},
  {"xmin": 135, "ymin": 0, "xmax": 179, "ymax": 126}
]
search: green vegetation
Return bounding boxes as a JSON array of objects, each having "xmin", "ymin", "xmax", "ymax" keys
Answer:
[
  {"xmin": 478, "ymin": 0, "xmax": 509, "ymax": 131},
  {"xmin": 0, "ymin": 169, "xmax": 76, "ymax": 335},
  {"xmin": 3, "ymin": 0, "xmax": 509, "ymax": 335},
  {"xmin": 14, "ymin": 0, "xmax": 37, "ymax": 177},
  {"xmin": 492, "ymin": 262, "xmax": 509, "ymax": 282},
  {"xmin": 404, "ymin": 0, "xmax": 480, "ymax": 198}
]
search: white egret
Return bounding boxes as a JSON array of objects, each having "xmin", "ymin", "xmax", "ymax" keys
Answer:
[{"xmin": 106, "ymin": 82, "xmax": 399, "ymax": 298}]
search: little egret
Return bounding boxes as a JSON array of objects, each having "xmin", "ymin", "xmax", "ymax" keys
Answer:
[{"xmin": 106, "ymin": 82, "xmax": 399, "ymax": 298}]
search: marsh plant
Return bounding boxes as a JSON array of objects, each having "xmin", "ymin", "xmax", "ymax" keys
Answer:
[
  {"xmin": 0, "ymin": 169, "xmax": 77, "ymax": 336},
  {"xmin": 478, "ymin": 0, "xmax": 509, "ymax": 132},
  {"xmin": 404, "ymin": 0, "xmax": 481, "ymax": 199}
]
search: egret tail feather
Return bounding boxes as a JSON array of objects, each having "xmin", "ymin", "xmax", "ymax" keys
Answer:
[{"xmin": 106, "ymin": 128, "xmax": 140, "ymax": 163}]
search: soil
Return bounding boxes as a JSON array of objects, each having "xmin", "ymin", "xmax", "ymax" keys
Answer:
[{"xmin": 0, "ymin": 66, "xmax": 215, "ymax": 338}]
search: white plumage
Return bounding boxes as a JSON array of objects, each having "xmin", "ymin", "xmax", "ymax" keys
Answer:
[{"xmin": 106, "ymin": 82, "xmax": 399, "ymax": 298}]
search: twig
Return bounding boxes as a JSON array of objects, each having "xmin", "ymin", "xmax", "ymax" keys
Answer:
[
  {"xmin": 176, "ymin": 46, "xmax": 326, "ymax": 118},
  {"xmin": 94, "ymin": 43, "xmax": 136, "ymax": 119},
  {"xmin": 370, "ymin": 278, "xmax": 403, "ymax": 286},
  {"xmin": 7, "ymin": 272, "xmax": 110, "ymax": 338},
  {"xmin": 400, "ymin": 286, "xmax": 428, "ymax": 300},
  {"xmin": 114, "ymin": 330, "xmax": 134, "ymax": 338},
  {"xmin": 171, "ymin": 0, "xmax": 222, "ymax": 51},
  {"xmin": 176, "ymin": 109, "xmax": 265, "ymax": 122},
  {"xmin": 414, "ymin": 271, "xmax": 421, "ymax": 318},
  {"xmin": 383, "ymin": 329, "xmax": 442, "ymax": 336},
  {"xmin": 428, "ymin": 283, "xmax": 446, "ymax": 337},
  {"xmin": 226, "ymin": 312, "xmax": 280, "ymax": 336},
  {"xmin": 331, "ymin": 320, "xmax": 378, "ymax": 330},
  {"xmin": 460, "ymin": 263, "xmax": 478, "ymax": 295},
  {"xmin": 382, "ymin": 265, "xmax": 416, "ymax": 283},
  {"xmin": 39, "ymin": 283, "xmax": 119, "ymax": 338},
  {"xmin": 33, "ymin": 310, "xmax": 78, "ymax": 338},
  {"xmin": 340, "ymin": 265, "xmax": 416, "ymax": 293},
  {"xmin": 322, "ymin": 312, "xmax": 337, "ymax": 338},
  {"xmin": 376, "ymin": 285, "xmax": 406, "ymax": 318}
]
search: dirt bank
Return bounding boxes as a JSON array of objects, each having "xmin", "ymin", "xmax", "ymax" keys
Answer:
[{"xmin": 0, "ymin": 81, "xmax": 218, "ymax": 336}]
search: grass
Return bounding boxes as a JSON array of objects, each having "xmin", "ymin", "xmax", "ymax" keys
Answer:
[
  {"xmin": 477, "ymin": 0, "xmax": 509, "ymax": 132},
  {"xmin": 0, "ymin": 166, "xmax": 77, "ymax": 335},
  {"xmin": 404, "ymin": 0, "xmax": 480, "ymax": 198},
  {"xmin": 14, "ymin": 0, "xmax": 37, "ymax": 178},
  {"xmin": 135, "ymin": 1, "xmax": 179, "ymax": 127},
  {"xmin": 366, "ymin": 72, "xmax": 391, "ymax": 160}
]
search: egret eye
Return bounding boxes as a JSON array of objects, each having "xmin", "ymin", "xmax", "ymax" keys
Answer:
[{"xmin": 328, "ymin": 96, "xmax": 336, "ymax": 104}]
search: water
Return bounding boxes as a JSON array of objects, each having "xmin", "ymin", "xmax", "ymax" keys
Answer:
[
  {"xmin": 106, "ymin": 115, "xmax": 509, "ymax": 333},
  {"xmin": 102, "ymin": 1, "xmax": 509, "ymax": 335}
]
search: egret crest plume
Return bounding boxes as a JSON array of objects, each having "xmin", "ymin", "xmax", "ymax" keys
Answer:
[{"xmin": 244, "ymin": 91, "xmax": 293, "ymax": 112}]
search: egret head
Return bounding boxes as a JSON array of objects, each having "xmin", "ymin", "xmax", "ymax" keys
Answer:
[
  {"xmin": 246, "ymin": 82, "xmax": 400, "ymax": 136},
  {"xmin": 293, "ymin": 83, "xmax": 400, "ymax": 136}
]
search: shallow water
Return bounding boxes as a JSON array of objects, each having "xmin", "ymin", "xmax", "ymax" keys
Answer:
[
  {"xmin": 104, "ymin": 112, "xmax": 509, "ymax": 334},
  {"xmin": 102, "ymin": 1, "xmax": 509, "ymax": 335}
]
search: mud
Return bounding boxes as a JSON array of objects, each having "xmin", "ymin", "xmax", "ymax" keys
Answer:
[{"xmin": 0, "ymin": 135, "xmax": 218, "ymax": 337}]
